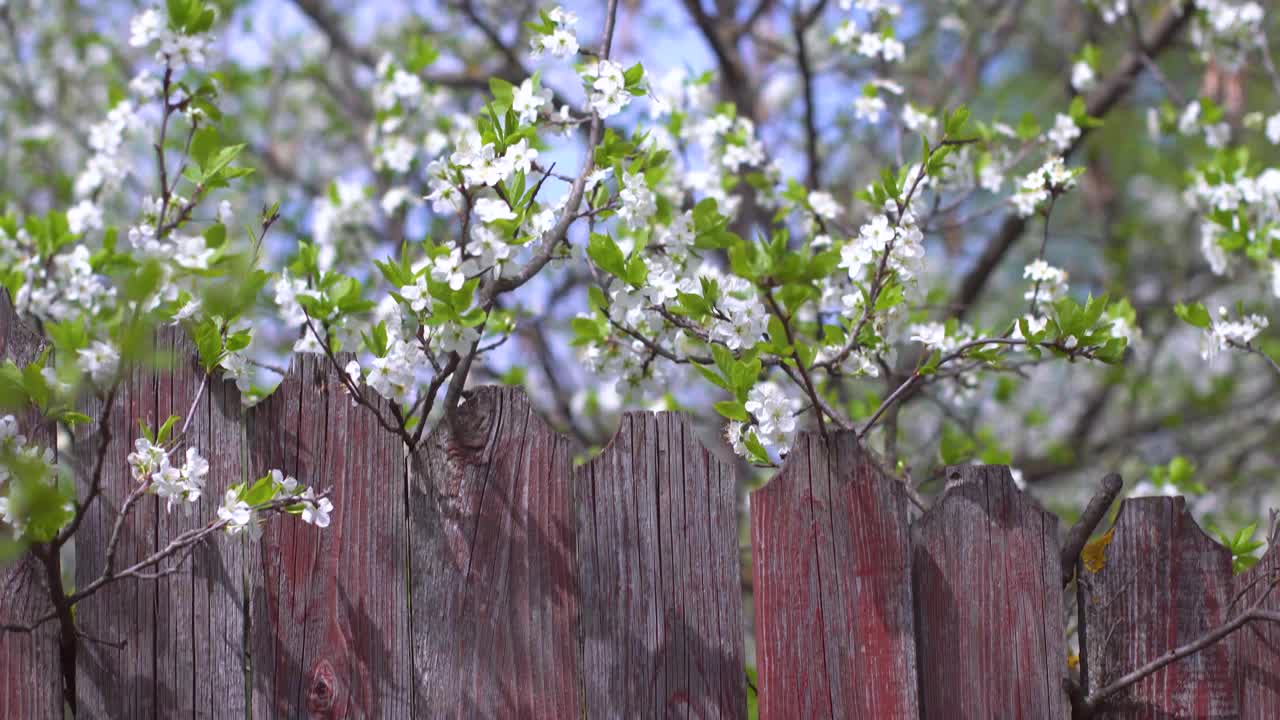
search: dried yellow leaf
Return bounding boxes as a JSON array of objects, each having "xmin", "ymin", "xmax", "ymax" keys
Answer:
[{"xmin": 1081, "ymin": 527, "xmax": 1115, "ymax": 574}]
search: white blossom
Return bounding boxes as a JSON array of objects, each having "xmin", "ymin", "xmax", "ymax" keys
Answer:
[
  {"xmin": 1070, "ymin": 62, "xmax": 1096, "ymax": 93},
  {"xmin": 217, "ymin": 490, "xmax": 254, "ymax": 536},
  {"xmin": 618, "ymin": 172, "xmax": 656, "ymax": 230},
  {"xmin": 744, "ymin": 382, "xmax": 802, "ymax": 453},
  {"xmin": 1047, "ymin": 114, "xmax": 1080, "ymax": 153},
  {"xmin": 512, "ymin": 78, "xmax": 551, "ymax": 123},
  {"xmin": 67, "ymin": 200, "xmax": 103, "ymax": 235},
  {"xmin": 299, "ymin": 487, "xmax": 334, "ymax": 528},
  {"xmin": 475, "ymin": 197, "xmax": 516, "ymax": 224},
  {"xmin": 1267, "ymin": 113, "xmax": 1280, "ymax": 145},
  {"xmin": 77, "ymin": 341, "xmax": 119, "ymax": 385}
]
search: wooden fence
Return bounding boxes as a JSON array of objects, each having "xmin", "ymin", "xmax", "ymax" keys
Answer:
[{"xmin": 1, "ymin": 307, "xmax": 1279, "ymax": 718}]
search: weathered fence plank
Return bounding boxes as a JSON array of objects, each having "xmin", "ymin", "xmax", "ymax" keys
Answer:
[
  {"xmin": 751, "ymin": 432, "xmax": 919, "ymax": 719},
  {"xmin": 76, "ymin": 329, "xmax": 253, "ymax": 717},
  {"xmin": 1083, "ymin": 496, "xmax": 1236, "ymax": 718},
  {"xmin": 578, "ymin": 412, "xmax": 745, "ymax": 718},
  {"xmin": 1234, "ymin": 539, "xmax": 1279, "ymax": 717},
  {"xmin": 198, "ymin": 353, "xmax": 254, "ymax": 713},
  {"xmin": 408, "ymin": 385, "xmax": 579, "ymax": 717},
  {"xmin": 0, "ymin": 294, "xmax": 62, "ymax": 720},
  {"xmin": 75, "ymin": 332, "xmax": 163, "ymax": 717},
  {"xmin": 153, "ymin": 330, "xmax": 250, "ymax": 716},
  {"xmin": 912, "ymin": 465, "xmax": 1067, "ymax": 719},
  {"xmin": 248, "ymin": 352, "xmax": 411, "ymax": 717}
]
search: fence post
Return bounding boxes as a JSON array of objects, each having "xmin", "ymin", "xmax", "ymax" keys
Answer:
[
  {"xmin": 751, "ymin": 432, "xmax": 919, "ymax": 718},
  {"xmin": 578, "ymin": 411, "xmax": 745, "ymax": 718},
  {"xmin": 912, "ymin": 465, "xmax": 1067, "ymax": 718},
  {"xmin": 0, "ymin": 294, "xmax": 62, "ymax": 720},
  {"xmin": 1081, "ymin": 496, "xmax": 1236, "ymax": 717}
]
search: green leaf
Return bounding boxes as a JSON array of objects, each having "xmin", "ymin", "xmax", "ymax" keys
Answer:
[
  {"xmin": 939, "ymin": 423, "xmax": 975, "ymax": 465},
  {"xmin": 156, "ymin": 414, "xmax": 180, "ymax": 445},
  {"xmin": 714, "ymin": 400, "xmax": 749, "ymax": 422},
  {"xmin": 123, "ymin": 260, "xmax": 164, "ymax": 303},
  {"xmin": 587, "ymin": 285, "xmax": 608, "ymax": 312},
  {"xmin": 742, "ymin": 429, "xmax": 772, "ymax": 465},
  {"xmin": 202, "ymin": 144, "xmax": 246, "ymax": 182},
  {"xmin": 1174, "ymin": 302, "xmax": 1212, "ymax": 329},
  {"xmin": 241, "ymin": 474, "xmax": 277, "ymax": 506},
  {"xmin": 587, "ymin": 233, "xmax": 627, "ymax": 279}
]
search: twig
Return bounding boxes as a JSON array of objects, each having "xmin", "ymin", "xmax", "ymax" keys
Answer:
[
  {"xmin": 1060, "ymin": 473, "xmax": 1124, "ymax": 586},
  {"xmin": 764, "ymin": 289, "xmax": 828, "ymax": 436}
]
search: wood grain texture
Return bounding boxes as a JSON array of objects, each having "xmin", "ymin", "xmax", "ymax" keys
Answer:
[
  {"xmin": 751, "ymin": 431, "xmax": 918, "ymax": 719},
  {"xmin": 153, "ymin": 329, "xmax": 251, "ymax": 717},
  {"xmin": 75, "ymin": 330, "xmax": 162, "ymax": 718},
  {"xmin": 248, "ymin": 352, "xmax": 411, "ymax": 718},
  {"xmin": 912, "ymin": 465, "xmax": 1066, "ymax": 719},
  {"xmin": 75, "ymin": 328, "xmax": 253, "ymax": 717},
  {"xmin": 408, "ymin": 385, "xmax": 579, "ymax": 718},
  {"xmin": 0, "ymin": 293, "xmax": 62, "ymax": 720},
  {"xmin": 1082, "ymin": 497, "xmax": 1236, "ymax": 719},
  {"xmin": 1235, "ymin": 541, "xmax": 1280, "ymax": 718},
  {"xmin": 578, "ymin": 411, "xmax": 745, "ymax": 719}
]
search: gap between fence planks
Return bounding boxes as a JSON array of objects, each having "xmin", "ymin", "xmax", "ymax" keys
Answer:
[{"xmin": 0, "ymin": 315, "xmax": 1276, "ymax": 718}]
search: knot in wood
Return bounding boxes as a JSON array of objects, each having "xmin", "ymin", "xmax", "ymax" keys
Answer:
[{"xmin": 308, "ymin": 659, "xmax": 338, "ymax": 712}]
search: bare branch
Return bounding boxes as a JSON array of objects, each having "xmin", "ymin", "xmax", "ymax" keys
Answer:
[{"xmin": 1060, "ymin": 473, "xmax": 1124, "ymax": 586}]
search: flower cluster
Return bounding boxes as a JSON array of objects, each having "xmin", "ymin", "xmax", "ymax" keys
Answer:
[
  {"xmin": 1185, "ymin": 163, "xmax": 1280, "ymax": 289},
  {"xmin": 1023, "ymin": 260, "xmax": 1069, "ymax": 304},
  {"xmin": 833, "ymin": 1, "xmax": 906, "ymax": 63},
  {"xmin": 129, "ymin": 5, "xmax": 214, "ymax": 69},
  {"xmin": 1201, "ymin": 307, "xmax": 1269, "ymax": 362},
  {"xmin": 1190, "ymin": 0, "xmax": 1265, "ymax": 70},
  {"xmin": 218, "ymin": 469, "xmax": 333, "ymax": 538},
  {"xmin": 76, "ymin": 101, "xmax": 144, "ymax": 199},
  {"xmin": 1012, "ymin": 157, "xmax": 1078, "ymax": 217},
  {"xmin": 839, "ymin": 211, "xmax": 925, "ymax": 282},
  {"xmin": 348, "ymin": 337, "xmax": 431, "ymax": 406},
  {"xmin": 128, "ymin": 438, "xmax": 210, "ymax": 512},
  {"xmin": 528, "ymin": 7, "xmax": 580, "ymax": 58},
  {"xmin": 743, "ymin": 382, "xmax": 803, "ymax": 456},
  {"xmin": 583, "ymin": 59, "xmax": 635, "ymax": 119}
]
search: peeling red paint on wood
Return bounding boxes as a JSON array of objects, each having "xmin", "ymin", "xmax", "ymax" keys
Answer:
[
  {"xmin": 1233, "ymin": 540, "xmax": 1279, "ymax": 718},
  {"xmin": 751, "ymin": 431, "xmax": 919, "ymax": 719},
  {"xmin": 578, "ymin": 412, "xmax": 746, "ymax": 718},
  {"xmin": 249, "ymin": 353, "xmax": 410, "ymax": 718},
  {"xmin": 0, "ymin": 294, "xmax": 61, "ymax": 720},
  {"xmin": 912, "ymin": 465, "xmax": 1066, "ymax": 719},
  {"xmin": 408, "ymin": 386, "xmax": 579, "ymax": 717},
  {"xmin": 1083, "ymin": 497, "xmax": 1236, "ymax": 719}
]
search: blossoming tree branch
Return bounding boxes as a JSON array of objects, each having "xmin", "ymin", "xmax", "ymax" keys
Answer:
[{"xmin": 0, "ymin": 0, "xmax": 1278, "ymax": 694}]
